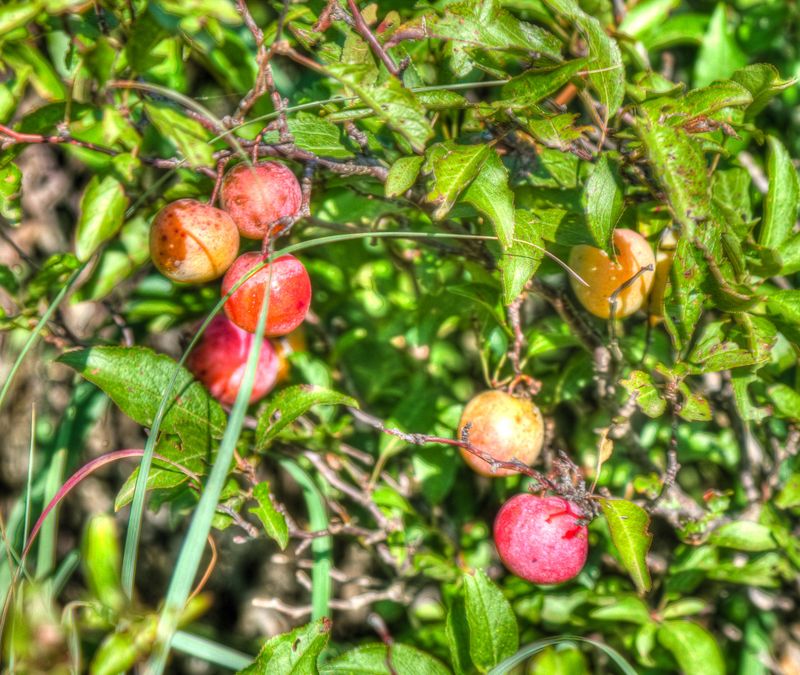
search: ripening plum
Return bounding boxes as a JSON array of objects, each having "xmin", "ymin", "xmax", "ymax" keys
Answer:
[
  {"xmin": 457, "ymin": 390, "xmax": 544, "ymax": 478},
  {"xmin": 493, "ymin": 494, "xmax": 588, "ymax": 584},
  {"xmin": 568, "ymin": 229, "xmax": 655, "ymax": 319},
  {"xmin": 149, "ymin": 199, "xmax": 240, "ymax": 284},
  {"xmin": 220, "ymin": 161, "xmax": 302, "ymax": 240},
  {"xmin": 187, "ymin": 315, "xmax": 280, "ymax": 406},
  {"xmin": 221, "ymin": 252, "xmax": 311, "ymax": 336}
]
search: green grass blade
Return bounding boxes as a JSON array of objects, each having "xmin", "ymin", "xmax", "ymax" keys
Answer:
[
  {"xmin": 487, "ymin": 635, "xmax": 638, "ymax": 675},
  {"xmin": 0, "ymin": 265, "xmax": 85, "ymax": 411},
  {"xmin": 146, "ymin": 266, "xmax": 275, "ymax": 674},
  {"xmin": 171, "ymin": 631, "xmax": 252, "ymax": 671},
  {"xmin": 277, "ymin": 458, "xmax": 332, "ymax": 620}
]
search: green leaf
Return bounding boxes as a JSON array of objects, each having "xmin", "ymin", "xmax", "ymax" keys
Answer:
[
  {"xmin": 676, "ymin": 80, "xmax": 752, "ymax": 118},
  {"xmin": 497, "ymin": 59, "xmax": 588, "ymax": 109},
  {"xmin": 262, "ymin": 113, "xmax": 353, "ymax": 159},
  {"xmin": 424, "ymin": 142, "xmax": 491, "ymax": 219},
  {"xmin": 58, "ymin": 347, "xmax": 227, "ymax": 451},
  {"xmin": 542, "ymin": 0, "xmax": 624, "ymax": 119},
  {"xmin": 255, "ymin": 385, "xmax": 358, "ymax": 450},
  {"xmin": 618, "ymin": 0, "xmax": 680, "ymax": 39},
  {"xmin": 126, "ymin": 9, "xmax": 170, "ymax": 73},
  {"xmin": 462, "ymin": 149, "xmax": 515, "ymax": 250},
  {"xmin": 327, "ymin": 63, "xmax": 432, "ymax": 153},
  {"xmin": 75, "ymin": 214, "xmax": 150, "ymax": 302},
  {"xmin": 0, "ymin": 1, "xmax": 44, "ymax": 35},
  {"xmin": 732, "ymin": 64, "xmax": 797, "ymax": 119},
  {"xmin": 598, "ymin": 499, "xmax": 652, "ymax": 594},
  {"xmin": 249, "ymin": 482, "xmax": 289, "ymax": 550},
  {"xmin": 657, "ymin": 621, "xmax": 725, "ymax": 675},
  {"xmin": 775, "ymin": 472, "xmax": 800, "ymax": 510},
  {"xmin": 583, "ymin": 155, "xmax": 623, "ymax": 250},
  {"xmin": 114, "ymin": 436, "xmax": 194, "ymax": 510},
  {"xmin": 239, "ymin": 618, "xmax": 331, "ymax": 675},
  {"xmin": 590, "ymin": 596, "xmax": 653, "ymax": 624},
  {"xmin": 74, "ymin": 175, "xmax": 128, "ymax": 262},
  {"xmin": 500, "ymin": 210, "xmax": 544, "ymax": 304},
  {"xmin": 0, "ymin": 163, "xmax": 22, "ymax": 223},
  {"xmin": 767, "ymin": 384, "xmax": 800, "ymax": 421},
  {"xmin": 463, "ymin": 569, "xmax": 519, "ymax": 670},
  {"xmin": 144, "ymin": 102, "xmax": 215, "ymax": 167},
  {"xmin": 708, "ymin": 522, "xmax": 777, "ymax": 552},
  {"xmin": 446, "ymin": 594, "xmax": 472, "ymax": 675},
  {"xmin": 320, "ymin": 643, "xmax": 450, "ymax": 674},
  {"xmin": 693, "ymin": 3, "xmax": 746, "ymax": 87},
  {"xmin": 619, "ymin": 371, "xmax": 667, "ymax": 418},
  {"xmin": 386, "ymin": 155, "xmax": 425, "ymax": 198},
  {"xmin": 759, "ymin": 136, "xmax": 800, "ymax": 250},
  {"xmin": 413, "ymin": 0, "xmax": 561, "ymax": 65}
]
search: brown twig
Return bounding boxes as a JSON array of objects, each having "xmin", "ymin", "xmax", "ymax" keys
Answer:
[{"xmin": 345, "ymin": 0, "xmax": 403, "ymax": 80}]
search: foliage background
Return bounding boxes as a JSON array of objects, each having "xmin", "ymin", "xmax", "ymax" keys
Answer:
[{"xmin": 1, "ymin": 0, "xmax": 800, "ymax": 673}]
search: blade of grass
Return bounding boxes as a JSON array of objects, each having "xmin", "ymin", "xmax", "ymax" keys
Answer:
[
  {"xmin": 171, "ymin": 631, "xmax": 252, "ymax": 671},
  {"xmin": 277, "ymin": 457, "xmax": 332, "ymax": 620},
  {"xmin": 0, "ymin": 265, "xmax": 85, "ymax": 411},
  {"xmin": 147, "ymin": 259, "xmax": 275, "ymax": 674},
  {"xmin": 487, "ymin": 635, "xmax": 638, "ymax": 675}
]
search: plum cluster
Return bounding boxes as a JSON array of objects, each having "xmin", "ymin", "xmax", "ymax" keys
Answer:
[
  {"xmin": 461, "ymin": 228, "xmax": 671, "ymax": 586},
  {"xmin": 149, "ymin": 161, "xmax": 310, "ymax": 406}
]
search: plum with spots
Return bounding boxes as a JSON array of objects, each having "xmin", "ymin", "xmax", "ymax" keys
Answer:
[
  {"xmin": 188, "ymin": 315, "xmax": 280, "ymax": 406},
  {"xmin": 493, "ymin": 494, "xmax": 588, "ymax": 584},
  {"xmin": 221, "ymin": 252, "xmax": 311, "ymax": 336},
  {"xmin": 568, "ymin": 229, "xmax": 655, "ymax": 319},
  {"xmin": 457, "ymin": 390, "xmax": 544, "ymax": 478},
  {"xmin": 149, "ymin": 199, "xmax": 240, "ymax": 284},
  {"xmin": 220, "ymin": 161, "xmax": 302, "ymax": 240}
]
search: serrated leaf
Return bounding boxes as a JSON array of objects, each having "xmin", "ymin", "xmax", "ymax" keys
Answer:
[
  {"xmin": 320, "ymin": 643, "xmax": 450, "ymax": 675},
  {"xmin": 500, "ymin": 210, "xmax": 544, "ymax": 304},
  {"xmin": 249, "ymin": 482, "xmax": 288, "ymax": 549},
  {"xmin": 676, "ymin": 80, "xmax": 752, "ymax": 118},
  {"xmin": 599, "ymin": 499, "xmax": 652, "ymax": 594},
  {"xmin": 657, "ymin": 621, "xmax": 725, "ymax": 675},
  {"xmin": 542, "ymin": 0, "xmax": 624, "ymax": 119},
  {"xmin": 262, "ymin": 113, "xmax": 353, "ymax": 159},
  {"xmin": 75, "ymin": 175, "xmax": 128, "ymax": 262},
  {"xmin": 239, "ymin": 618, "xmax": 331, "ymax": 675},
  {"xmin": 144, "ymin": 102, "xmax": 215, "ymax": 167},
  {"xmin": 327, "ymin": 63, "xmax": 432, "ymax": 153},
  {"xmin": 386, "ymin": 155, "xmax": 424, "ymax": 198},
  {"xmin": 732, "ymin": 63, "xmax": 797, "ymax": 119},
  {"xmin": 463, "ymin": 569, "xmax": 518, "ymax": 670},
  {"xmin": 58, "ymin": 347, "xmax": 227, "ymax": 453},
  {"xmin": 400, "ymin": 0, "xmax": 561, "ymax": 67},
  {"xmin": 619, "ymin": 371, "xmax": 667, "ymax": 417},
  {"xmin": 709, "ymin": 522, "xmax": 776, "ymax": 552},
  {"xmin": 424, "ymin": 142, "xmax": 491, "ymax": 219},
  {"xmin": 255, "ymin": 385, "xmax": 358, "ymax": 450},
  {"xmin": 462, "ymin": 149, "xmax": 515, "ymax": 250},
  {"xmin": 759, "ymin": 136, "xmax": 799, "ymax": 251},
  {"xmin": 583, "ymin": 155, "xmax": 622, "ymax": 250},
  {"xmin": 497, "ymin": 58, "xmax": 588, "ymax": 109}
]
